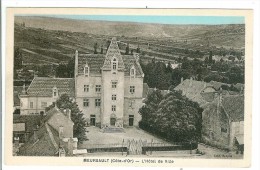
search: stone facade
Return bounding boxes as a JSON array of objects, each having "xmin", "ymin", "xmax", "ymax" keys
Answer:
[
  {"xmin": 19, "ymin": 38, "xmax": 145, "ymax": 128},
  {"xmin": 75, "ymin": 38, "xmax": 144, "ymax": 128}
]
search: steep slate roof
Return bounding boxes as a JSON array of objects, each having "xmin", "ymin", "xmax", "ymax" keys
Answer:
[
  {"xmin": 18, "ymin": 123, "xmax": 60, "ymax": 156},
  {"xmin": 122, "ymin": 54, "xmax": 143, "ymax": 76},
  {"xmin": 102, "ymin": 37, "xmax": 125, "ymax": 71},
  {"xmin": 26, "ymin": 77, "xmax": 74, "ymax": 97},
  {"xmin": 221, "ymin": 95, "xmax": 244, "ymax": 122},
  {"xmin": 78, "ymin": 54, "xmax": 105, "ymax": 75},
  {"xmin": 76, "ymin": 38, "xmax": 143, "ymax": 77},
  {"xmin": 18, "ymin": 107, "xmax": 72, "ymax": 156}
]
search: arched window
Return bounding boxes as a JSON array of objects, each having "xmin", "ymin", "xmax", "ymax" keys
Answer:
[
  {"xmin": 130, "ymin": 66, "xmax": 135, "ymax": 78},
  {"xmin": 53, "ymin": 87, "xmax": 58, "ymax": 98},
  {"xmin": 112, "ymin": 58, "xmax": 118, "ymax": 70},
  {"xmin": 84, "ymin": 65, "xmax": 89, "ymax": 77}
]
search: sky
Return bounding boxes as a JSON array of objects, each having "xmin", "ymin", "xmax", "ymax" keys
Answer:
[{"xmin": 21, "ymin": 15, "xmax": 245, "ymax": 25}]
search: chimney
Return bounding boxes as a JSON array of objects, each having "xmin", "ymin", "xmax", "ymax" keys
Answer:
[
  {"xmin": 65, "ymin": 109, "xmax": 71, "ymax": 120},
  {"xmin": 21, "ymin": 83, "xmax": 26, "ymax": 95},
  {"xmin": 181, "ymin": 77, "xmax": 183, "ymax": 83},
  {"xmin": 75, "ymin": 50, "xmax": 78, "ymax": 77},
  {"xmin": 67, "ymin": 137, "xmax": 74, "ymax": 156},
  {"xmin": 59, "ymin": 126, "xmax": 64, "ymax": 139}
]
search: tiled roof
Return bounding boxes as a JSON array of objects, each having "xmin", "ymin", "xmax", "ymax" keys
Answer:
[
  {"xmin": 222, "ymin": 95, "xmax": 244, "ymax": 122},
  {"xmin": 102, "ymin": 37, "xmax": 125, "ymax": 71},
  {"xmin": 18, "ymin": 123, "xmax": 60, "ymax": 156},
  {"xmin": 26, "ymin": 77, "xmax": 74, "ymax": 97},
  {"xmin": 209, "ymin": 81, "xmax": 230, "ymax": 90},
  {"xmin": 78, "ymin": 54, "xmax": 105, "ymax": 75},
  {"xmin": 122, "ymin": 54, "xmax": 143, "ymax": 76},
  {"xmin": 203, "ymin": 95, "xmax": 244, "ymax": 122},
  {"xmin": 174, "ymin": 79, "xmax": 210, "ymax": 105},
  {"xmin": 77, "ymin": 39, "xmax": 143, "ymax": 77}
]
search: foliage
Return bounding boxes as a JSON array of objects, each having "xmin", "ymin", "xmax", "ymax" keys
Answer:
[
  {"xmin": 55, "ymin": 57, "xmax": 74, "ymax": 78},
  {"xmin": 45, "ymin": 94, "xmax": 87, "ymax": 143},
  {"xmin": 14, "ymin": 47, "xmax": 23, "ymax": 70},
  {"xmin": 139, "ymin": 90, "xmax": 202, "ymax": 142}
]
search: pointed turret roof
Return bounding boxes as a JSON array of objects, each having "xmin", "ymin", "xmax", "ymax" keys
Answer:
[{"xmin": 102, "ymin": 37, "xmax": 125, "ymax": 71}]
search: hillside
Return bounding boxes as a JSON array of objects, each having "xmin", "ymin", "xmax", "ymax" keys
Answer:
[{"xmin": 15, "ymin": 16, "xmax": 245, "ymax": 49}]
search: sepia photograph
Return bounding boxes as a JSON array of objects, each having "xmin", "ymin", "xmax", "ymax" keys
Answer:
[{"xmin": 3, "ymin": 8, "xmax": 253, "ymax": 167}]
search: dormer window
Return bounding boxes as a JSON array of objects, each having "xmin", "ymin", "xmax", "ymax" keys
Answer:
[
  {"xmin": 53, "ymin": 87, "xmax": 58, "ymax": 98},
  {"xmin": 112, "ymin": 58, "xmax": 118, "ymax": 71},
  {"xmin": 84, "ymin": 65, "xmax": 89, "ymax": 77},
  {"xmin": 130, "ymin": 66, "xmax": 136, "ymax": 78}
]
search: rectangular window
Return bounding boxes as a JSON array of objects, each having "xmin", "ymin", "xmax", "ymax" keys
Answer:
[
  {"xmin": 130, "ymin": 86, "xmax": 135, "ymax": 93},
  {"xmin": 112, "ymin": 81, "xmax": 117, "ymax": 88},
  {"xmin": 95, "ymin": 99, "xmax": 101, "ymax": 107},
  {"xmin": 84, "ymin": 85, "xmax": 89, "ymax": 92},
  {"xmin": 83, "ymin": 98, "xmax": 89, "ymax": 107},
  {"xmin": 41, "ymin": 102, "xmax": 47, "ymax": 108},
  {"xmin": 96, "ymin": 85, "xmax": 101, "ymax": 92},
  {"xmin": 112, "ymin": 94, "xmax": 117, "ymax": 101},
  {"xmin": 30, "ymin": 102, "xmax": 33, "ymax": 109},
  {"xmin": 112, "ymin": 105, "xmax": 116, "ymax": 112},
  {"xmin": 113, "ymin": 62, "xmax": 117, "ymax": 70}
]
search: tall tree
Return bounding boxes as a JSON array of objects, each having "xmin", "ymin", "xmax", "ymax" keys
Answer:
[
  {"xmin": 94, "ymin": 42, "xmax": 98, "ymax": 54},
  {"xmin": 125, "ymin": 43, "xmax": 130, "ymax": 55},
  {"xmin": 14, "ymin": 47, "xmax": 23, "ymax": 70},
  {"xmin": 45, "ymin": 94, "xmax": 88, "ymax": 143}
]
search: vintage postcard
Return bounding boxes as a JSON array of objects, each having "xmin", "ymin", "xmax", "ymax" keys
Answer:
[{"xmin": 4, "ymin": 8, "xmax": 253, "ymax": 167}]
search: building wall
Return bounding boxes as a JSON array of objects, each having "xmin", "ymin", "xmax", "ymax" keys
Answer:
[
  {"xmin": 20, "ymin": 96, "xmax": 54, "ymax": 115},
  {"xmin": 230, "ymin": 121, "xmax": 244, "ymax": 147},
  {"xmin": 123, "ymin": 76, "xmax": 143, "ymax": 127},
  {"xmin": 75, "ymin": 75, "xmax": 102, "ymax": 125},
  {"xmin": 202, "ymin": 106, "xmax": 230, "ymax": 149},
  {"xmin": 47, "ymin": 113, "xmax": 74, "ymax": 138},
  {"xmin": 101, "ymin": 70, "xmax": 125, "ymax": 127}
]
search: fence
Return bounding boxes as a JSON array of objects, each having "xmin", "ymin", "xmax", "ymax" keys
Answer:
[{"xmin": 84, "ymin": 139, "xmax": 198, "ymax": 155}]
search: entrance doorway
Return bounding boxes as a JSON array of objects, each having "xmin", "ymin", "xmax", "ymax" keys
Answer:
[
  {"xmin": 129, "ymin": 115, "xmax": 134, "ymax": 126},
  {"xmin": 110, "ymin": 118, "xmax": 116, "ymax": 126},
  {"xmin": 90, "ymin": 115, "xmax": 96, "ymax": 126}
]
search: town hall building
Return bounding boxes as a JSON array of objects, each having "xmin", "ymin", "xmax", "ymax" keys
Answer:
[{"xmin": 19, "ymin": 38, "xmax": 145, "ymax": 128}]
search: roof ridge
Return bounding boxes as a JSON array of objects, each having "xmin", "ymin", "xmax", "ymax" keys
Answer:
[{"xmin": 45, "ymin": 123, "xmax": 59, "ymax": 150}]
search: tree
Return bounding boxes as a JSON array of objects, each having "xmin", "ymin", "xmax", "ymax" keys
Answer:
[
  {"xmin": 14, "ymin": 47, "xmax": 23, "ymax": 70},
  {"xmin": 100, "ymin": 45, "xmax": 104, "ymax": 54},
  {"xmin": 139, "ymin": 90, "xmax": 202, "ymax": 142},
  {"xmin": 45, "ymin": 94, "xmax": 88, "ymax": 143},
  {"xmin": 125, "ymin": 43, "xmax": 129, "ymax": 55},
  {"xmin": 94, "ymin": 42, "xmax": 98, "ymax": 54},
  {"xmin": 136, "ymin": 45, "xmax": 140, "ymax": 53},
  {"xmin": 209, "ymin": 51, "xmax": 213, "ymax": 64}
]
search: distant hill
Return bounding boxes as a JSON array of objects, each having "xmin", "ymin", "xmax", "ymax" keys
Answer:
[{"xmin": 15, "ymin": 16, "xmax": 245, "ymax": 49}]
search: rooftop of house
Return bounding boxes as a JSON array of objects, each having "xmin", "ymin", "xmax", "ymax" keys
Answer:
[
  {"xmin": 203, "ymin": 95, "xmax": 244, "ymax": 122},
  {"xmin": 13, "ymin": 86, "xmax": 29, "ymax": 106},
  {"xmin": 18, "ymin": 107, "xmax": 73, "ymax": 156},
  {"xmin": 18, "ymin": 123, "xmax": 61, "ymax": 156},
  {"xmin": 174, "ymin": 79, "xmax": 212, "ymax": 105},
  {"xmin": 77, "ymin": 38, "xmax": 143, "ymax": 77},
  {"xmin": 24, "ymin": 77, "xmax": 75, "ymax": 97}
]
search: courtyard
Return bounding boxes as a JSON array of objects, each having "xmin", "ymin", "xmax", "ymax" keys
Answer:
[{"xmin": 77, "ymin": 126, "xmax": 242, "ymax": 158}]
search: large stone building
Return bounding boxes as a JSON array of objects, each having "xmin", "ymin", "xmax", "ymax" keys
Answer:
[{"xmin": 19, "ymin": 38, "xmax": 144, "ymax": 128}]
